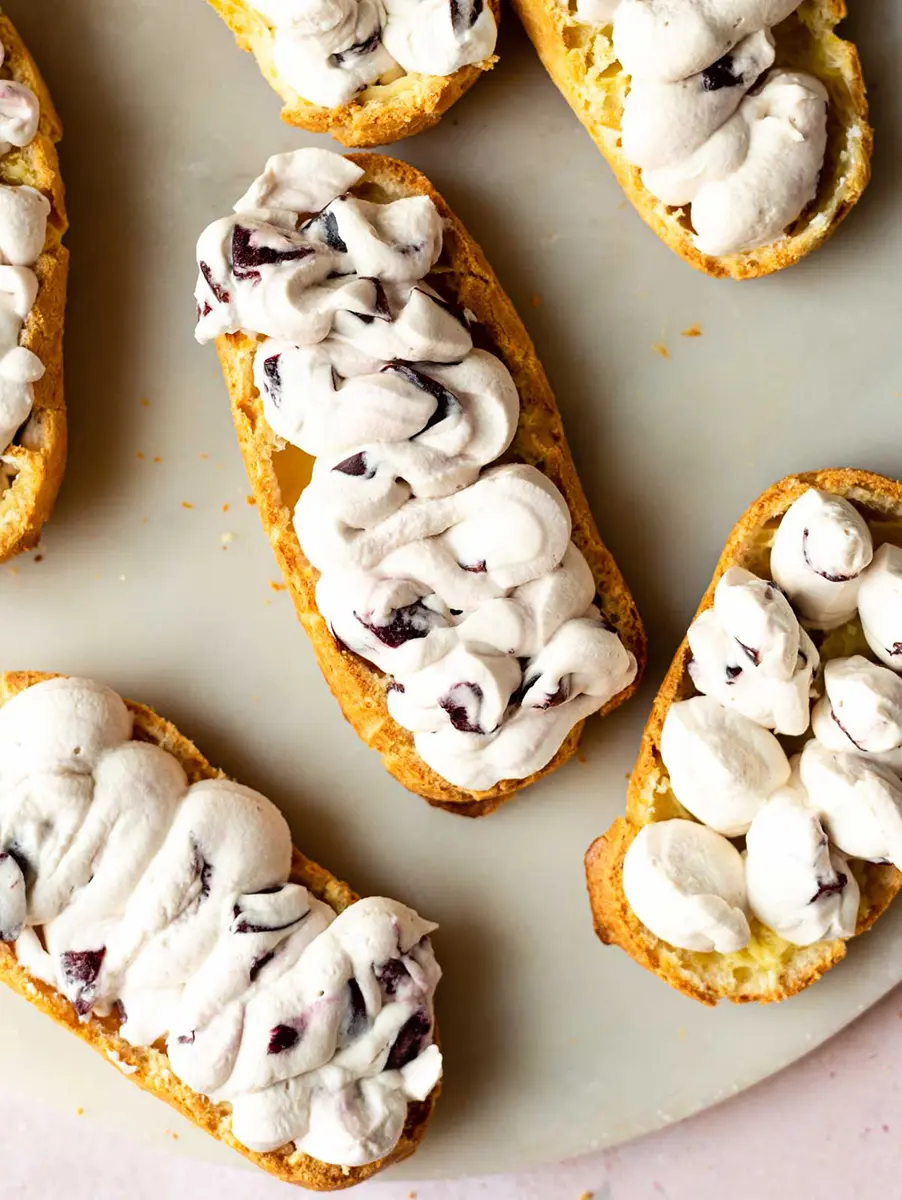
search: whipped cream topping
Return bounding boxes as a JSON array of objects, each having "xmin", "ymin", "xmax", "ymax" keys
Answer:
[
  {"xmin": 812, "ymin": 656, "xmax": 902, "ymax": 773},
  {"xmin": 660, "ymin": 695, "xmax": 790, "ymax": 836},
  {"xmin": 251, "ymin": 0, "xmax": 496, "ymax": 110},
  {"xmin": 626, "ymin": 497, "xmax": 902, "ymax": 956},
  {"xmin": 771, "ymin": 489, "xmax": 874, "ymax": 628},
  {"xmin": 799, "ymin": 740, "xmax": 902, "ymax": 870},
  {"xmin": 622, "ymin": 819, "xmax": 750, "ymax": 953},
  {"xmin": 574, "ymin": 0, "xmax": 827, "ymax": 255},
  {"xmin": 0, "ymin": 39, "xmax": 46, "ymax": 458},
  {"xmin": 857, "ymin": 544, "xmax": 902, "ymax": 671},
  {"xmin": 1, "ymin": 677, "xmax": 442, "ymax": 1167},
  {"xmin": 745, "ymin": 782, "xmax": 859, "ymax": 946},
  {"xmin": 688, "ymin": 566, "xmax": 818, "ymax": 736},
  {"xmin": 194, "ymin": 149, "xmax": 637, "ymax": 791}
]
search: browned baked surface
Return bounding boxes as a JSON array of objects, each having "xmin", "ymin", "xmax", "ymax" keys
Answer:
[
  {"xmin": 0, "ymin": 670, "xmax": 438, "ymax": 1190},
  {"xmin": 510, "ymin": 0, "xmax": 871, "ymax": 279},
  {"xmin": 205, "ymin": 0, "xmax": 499, "ymax": 146},
  {"xmin": 0, "ymin": 15, "xmax": 68, "ymax": 561},
  {"xmin": 215, "ymin": 153, "xmax": 646, "ymax": 815},
  {"xmin": 586, "ymin": 469, "xmax": 902, "ymax": 1005}
]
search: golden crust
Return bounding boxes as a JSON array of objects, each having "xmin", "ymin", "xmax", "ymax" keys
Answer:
[
  {"xmin": 0, "ymin": 15, "xmax": 68, "ymax": 562},
  {"xmin": 510, "ymin": 0, "xmax": 872, "ymax": 279},
  {"xmin": 586, "ymin": 469, "xmax": 902, "ymax": 1005},
  {"xmin": 0, "ymin": 670, "xmax": 438, "ymax": 1190},
  {"xmin": 205, "ymin": 0, "xmax": 499, "ymax": 146},
  {"xmin": 215, "ymin": 153, "xmax": 646, "ymax": 814}
]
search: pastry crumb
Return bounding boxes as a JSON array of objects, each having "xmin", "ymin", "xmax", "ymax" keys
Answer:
[
  {"xmin": 530, "ymin": 293, "xmax": 541, "ymax": 308},
  {"xmin": 579, "ymin": 1192, "xmax": 594, "ymax": 1200},
  {"xmin": 140, "ymin": 398, "xmax": 150, "ymax": 408},
  {"xmin": 270, "ymin": 581, "xmax": 287, "ymax": 593},
  {"xmin": 222, "ymin": 503, "xmax": 230, "ymax": 513},
  {"xmin": 136, "ymin": 451, "xmax": 145, "ymax": 460},
  {"xmin": 200, "ymin": 453, "xmax": 209, "ymax": 460},
  {"xmin": 153, "ymin": 456, "xmax": 162, "ymax": 464},
  {"xmin": 34, "ymin": 554, "xmax": 43, "ymax": 563},
  {"xmin": 246, "ymin": 494, "xmax": 256, "ymax": 506},
  {"xmin": 653, "ymin": 342, "xmax": 670, "ymax": 359},
  {"xmin": 681, "ymin": 323, "xmax": 703, "ymax": 337},
  {"xmin": 181, "ymin": 501, "xmax": 193, "ymax": 510},
  {"xmin": 119, "ymin": 575, "xmax": 126, "ymax": 583},
  {"xmin": 578, "ymin": 753, "xmax": 588, "ymax": 765},
  {"xmin": 76, "ymin": 1107, "xmax": 84, "ymax": 1116},
  {"xmin": 221, "ymin": 532, "xmax": 235, "ymax": 549}
]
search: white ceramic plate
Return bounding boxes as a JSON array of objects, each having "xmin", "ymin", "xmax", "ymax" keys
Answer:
[{"xmin": 2, "ymin": 0, "xmax": 900, "ymax": 1182}]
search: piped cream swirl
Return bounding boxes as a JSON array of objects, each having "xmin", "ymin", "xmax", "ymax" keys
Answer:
[
  {"xmin": 194, "ymin": 149, "xmax": 637, "ymax": 791},
  {"xmin": 687, "ymin": 566, "xmax": 818, "ymax": 736},
  {"xmin": 571, "ymin": 0, "xmax": 828, "ymax": 255},
  {"xmin": 771, "ymin": 489, "xmax": 873, "ymax": 628},
  {"xmin": 0, "ymin": 677, "xmax": 442, "ymax": 1168},
  {"xmin": 251, "ymin": 0, "xmax": 497, "ymax": 110}
]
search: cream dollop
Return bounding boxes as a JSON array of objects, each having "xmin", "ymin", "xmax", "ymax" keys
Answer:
[
  {"xmin": 251, "ymin": 0, "xmax": 496, "ymax": 110},
  {"xmin": 0, "ymin": 80, "xmax": 40, "ymax": 158},
  {"xmin": 687, "ymin": 566, "xmax": 818, "ymax": 736},
  {"xmin": 622, "ymin": 819, "xmax": 750, "ymax": 953},
  {"xmin": 612, "ymin": 0, "xmax": 800, "ymax": 82},
  {"xmin": 575, "ymin": 0, "xmax": 829, "ymax": 256},
  {"xmin": 811, "ymin": 656, "xmax": 902, "ymax": 773},
  {"xmin": 770, "ymin": 489, "xmax": 873, "ymax": 628},
  {"xmin": 0, "ymin": 48, "xmax": 46, "ymax": 458},
  {"xmin": 195, "ymin": 149, "xmax": 637, "ymax": 790},
  {"xmin": 799, "ymin": 740, "xmax": 902, "ymax": 869},
  {"xmin": 659, "ymin": 695, "xmax": 790, "ymax": 836},
  {"xmin": 745, "ymin": 784, "xmax": 859, "ymax": 946},
  {"xmin": 643, "ymin": 71, "xmax": 827, "ymax": 257},
  {"xmin": 857, "ymin": 544, "xmax": 902, "ymax": 671},
  {"xmin": 0, "ymin": 677, "xmax": 442, "ymax": 1168}
]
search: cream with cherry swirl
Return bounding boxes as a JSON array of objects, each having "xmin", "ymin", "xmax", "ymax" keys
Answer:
[
  {"xmin": 194, "ymin": 148, "xmax": 637, "ymax": 791},
  {"xmin": 251, "ymin": 0, "xmax": 497, "ymax": 110},
  {"xmin": 0, "ymin": 676, "xmax": 442, "ymax": 1168},
  {"xmin": 0, "ymin": 38, "xmax": 49, "ymax": 461},
  {"xmin": 622, "ymin": 488, "xmax": 902, "ymax": 956},
  {"xmin": 570, "ymin": 0, "xmax": 829, "ymax": 256}
]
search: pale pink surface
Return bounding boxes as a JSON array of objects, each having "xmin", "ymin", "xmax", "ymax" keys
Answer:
[{"xmin": 3, "ymin": 985, "xmax": 901, "ymax": 1199}]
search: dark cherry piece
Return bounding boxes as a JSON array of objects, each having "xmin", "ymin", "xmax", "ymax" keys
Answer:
[
  {"xmin": 262, "ymin": 355, "xmax": 282, "ymax": 408},
  {"xmin": 440, "ymin": 682, "xmax": 485, "ymax": 734},
  {"xmin": 231, "ymin": 225, "xmax": 314, "ymax": 286},
  {"xmin": 60, "ymin": 948, "xmax": 106, "ymax": 1017},
  {"xmin": 381, "ymin": 363, "xmax": 461, "ymax": 437},
  {"xmin": 356, "ymin": 600, "xmax": 444, "ymax": 649},
  {"xmin": 334, "ymin": 451, "xmax": 375, "ymax": 478},
  {"xmin": 329, "ymin": 29, "xmax": 383, "ymax": 67},
  {"xmin": 386, "ymin": 1010, "xmax": 432, "ymax": 1071},
  {"xmin": 809, "ymin": 872, "xmax": 848, "ymax": 904},
  {"xmin": 199, "ymin": 261, "xmax": 230, "ymax": 306},
  {"xmin": 268, "ymin": 1022, "xmax": 302, "ymax": 1055},
  {"xmin": 342, "ymin": 978, "xmax": 370, "ymax": 1042},
  {"xmin": 377, "ymin": 959, "xmax": 411, "ymax": 997},
  {"xmin": 304, "ymin": 208, "xmax": 349, "ymax": 253},
  {"xmin": 701, "ymin": 53, "xmax": 742, "ymax": 91},
  {"xmin": 450, "ymin": 0, "xmax": 484, "ymax": 34}
]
